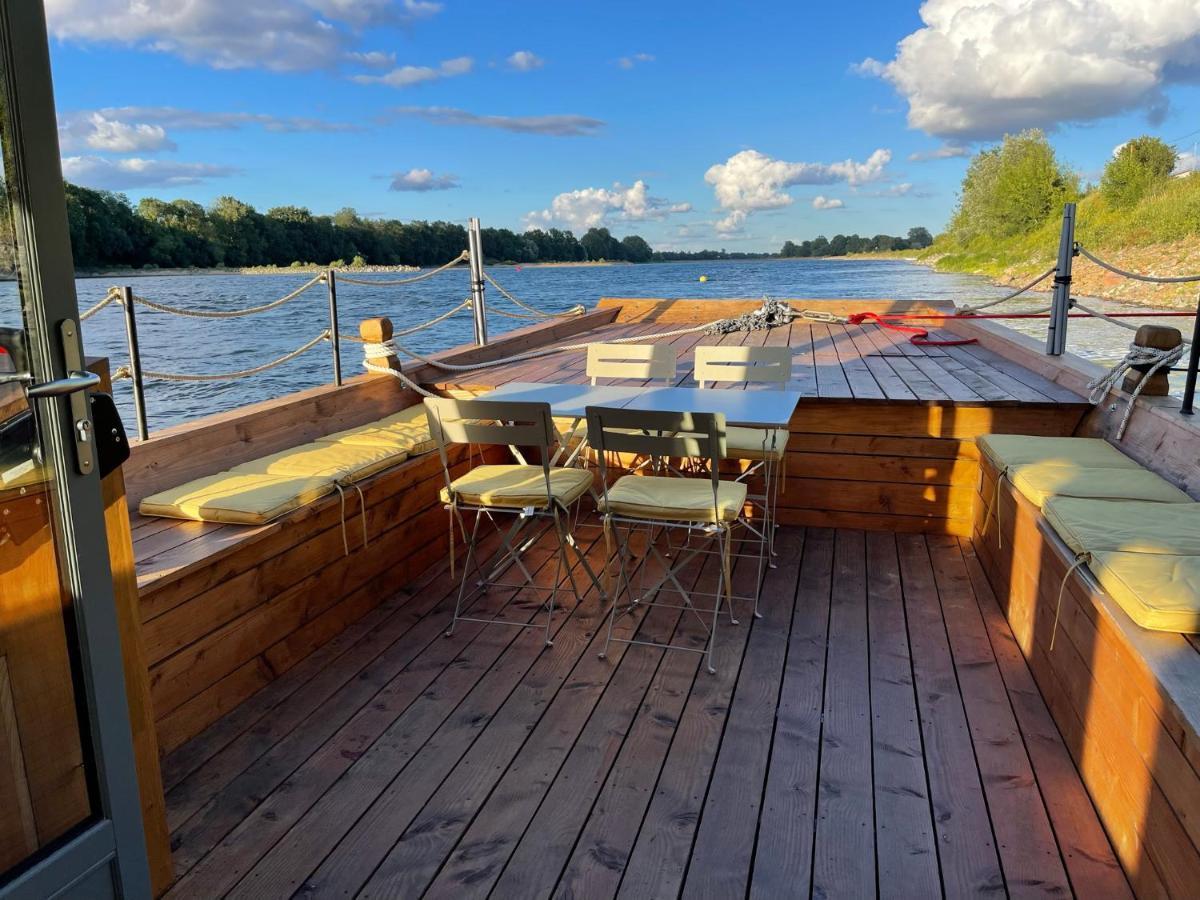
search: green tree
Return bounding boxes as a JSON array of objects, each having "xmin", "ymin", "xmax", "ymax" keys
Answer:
[
  {"xmin": 906, "ymin": 226, "xmax": 933, "ymax": 248},
  {"xmin": 1101, "ymin": 136, "xmax": 1177, "ymax": 208},
  {"xmin": 620, "ymin": 234, "xmax": 653, "ymax": 263}
]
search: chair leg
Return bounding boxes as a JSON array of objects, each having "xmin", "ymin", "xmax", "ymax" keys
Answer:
[
  {"xmin": 598, "ymin": 516, "xmax": 629, "ymax": 660},
  {"xmin": 446, "ymin": 510, "xmax": 484, "ymax": 638},
  {"xmin": 707, "ymin": 528, "xmax": 729, "ymax": 675}
]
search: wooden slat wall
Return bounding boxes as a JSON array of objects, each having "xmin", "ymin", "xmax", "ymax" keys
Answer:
[
  {"xmin": 972, "ymin": 458, "xmax": 1200, "ymax": 897},
  {"xmin": 777, "ymin": 401, "xmax": 1088, "ymax": 536}
]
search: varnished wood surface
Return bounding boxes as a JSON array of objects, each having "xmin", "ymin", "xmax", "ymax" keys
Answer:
[{"xmin": 162, "ymin": 526, "xmax": 1125, "ymax": 898}]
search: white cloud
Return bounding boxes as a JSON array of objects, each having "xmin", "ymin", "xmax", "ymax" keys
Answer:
[
  {"xmin": 812, "ymin": 196, "xmax": 845, "ymax": 210},
  {"xmin": 353, "ymin": 56, "xmax": 473, "ymax": 88},
  {"xmin": 524, "ymin": 180, "xmax": 690, "ymax": 231},
  {"xmin": 861, "ymin": 0, "xmax": 1200, "ymax": 141},
  {"xmin": 387, "ymin": 106, "xmax": 604, "ymax": 136},
  {"xmin": 346, "ymin": 50, "xmax": 396, "ymax": 69},
  {"xmin": 705, "ymin": 147, "xmax": 891, "ymax": 233},
  {"xmin": 388, "ymin": 168, "xmax": 459, "ymax": 191},
  {"xmin": 1175, "ymin": 151, "xmax": 1200, "ymax": 176},
  {"xmin": 506, "ymin": 50, "xmax": 545, "ymax": 72},
  {"xmin": 908, "ymin": 143, "xmax": 970, "ymax": 161},
  {"xmin": 59, "ymin": 112, "xmax": 175, "ymax": 153},
  {"xmin": 61, "ymin": 156, "xmax": 238, "ymax": 189},
  {"xmin": 617, "ymin": 52, "xmax": 655, "ymax": 69}
]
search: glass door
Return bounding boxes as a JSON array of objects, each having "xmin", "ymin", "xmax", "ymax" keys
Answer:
[{"xmin": 0, "ymin": 1, "xmax": 149, "ymax": 897}]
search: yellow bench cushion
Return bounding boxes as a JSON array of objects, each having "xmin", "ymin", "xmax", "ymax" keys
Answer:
[
  {"xmin": 598, "ymin": 475, "xmax": 747, "ymax": 522},
  {"xmin": 231, "ymin": 441, "xmax": 406, "ymax": 484},
  {"xmin": 318, "ymin": 405, "xmax": 437, "ymax": 456},
  {"xmin": 440, "ymin": 464, "xmax": 593, "ymax": 508},
  {"xmin": 1088, "ymin": 552, "xmax": 1200, "ymax": 633},
  {"xmin": 1043, "ymin": 498, "xmax": 1200, "ymax": 556},
  {"xmin": 1008, "ymin": 463, "xmax": 1191, "ymax": 508},
  {"xmin": 725, "ymin": 426, "xmax": 788, "ymax": 461},
  {"xmin": 978, "ymin": 434, "xmax": 1140, "ymax": 473},
  {"xmin": 139, "ymin": 472, "xmax": 336, "ymax": 525}
]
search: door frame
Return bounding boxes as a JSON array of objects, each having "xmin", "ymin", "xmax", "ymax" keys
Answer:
[{"xmin": 0, "ymin": 0, "xmax": 150, "ymax": 896}]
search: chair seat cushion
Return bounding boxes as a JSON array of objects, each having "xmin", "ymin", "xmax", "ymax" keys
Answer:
[
  {"xmin": 139, "ymin": 472, "xmax": 336, "ymax": 525},
  {"xmin": 1088, "ymin": 551, "xmax": 1200, "ymax": 633},
  {"xmin": 1043, "ymin": 497, "xmax": 1200, "ymax": 556},
  {"xmin": 318, "ymin": 404, "xmax": 437, "ymax": 456},
  {"xmin": 978, "ymin": 434, "xmax": 1140, "ymax": 473},
  {"xmin": 724, "ymin": 426, "xmax": 788, "ymax": 461},
  {"xmin": 598, "ymin": 475, "xmax": 748, "ymax": 522},
  {"xmin": 440, "ymin": 464, "xmax": 593, "ymax": 508},
  {"xmin": 232, "ymin": 441, "xmax": 407, "ymax": 484},
  {"xmin": 1008, "ymin": 463, "xmax": 1191, "ymax": 508}
]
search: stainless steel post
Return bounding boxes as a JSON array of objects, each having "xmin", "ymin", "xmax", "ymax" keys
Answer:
[
  {"xmin": 118, "ymin": 285, "xmax": 149, "ymax": 441},
  {"xmin": 468, "ymin": 217, "xmax": 488, "ymax": 345},
  {"xmin": 1046, "ymin": 202, "xmax": 1076, "ymax": 356},
  {"xmin": 326, "ymin": 269, "xmax": 343, "ymax": 385}
]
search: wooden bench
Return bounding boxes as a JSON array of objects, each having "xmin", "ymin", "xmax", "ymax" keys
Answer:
[{"xmin": 973, "ymin": 454, "xmax": 1200, "ymax": 896}]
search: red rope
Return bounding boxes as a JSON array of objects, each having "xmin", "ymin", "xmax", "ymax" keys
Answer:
[{"xmin": 845, "ymin": 311, "xmax": 978, "ymax": 346}]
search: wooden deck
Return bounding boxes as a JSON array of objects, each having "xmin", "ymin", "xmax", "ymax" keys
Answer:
[{"xmin": 159, "ymin": 525, "xmax": 1128, "ymax": 899}]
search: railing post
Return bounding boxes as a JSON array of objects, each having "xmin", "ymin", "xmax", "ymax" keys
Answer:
[
  {"xmin": 118, "ymin": 285, "xmax": 149, "ymax": 441},
  {"xmin": 1046, "ymin": 202, "xmax": 1076, "ymax": 356},
  {"xmin": 1181, "ymin": 308, "xmax": 1200, "ymax": 415},
  {"xmin": 467, "ymin": 217, "xmax": 488, "ymax": 346},
  {"xmin": 326, "ymin": 269, "xmax": 343, "ymax": 386}
]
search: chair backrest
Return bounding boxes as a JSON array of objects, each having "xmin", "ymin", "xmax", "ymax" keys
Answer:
[
  {"xmin": 586, "ymin": 343, "xmax": 676, "ymax": 386},
  {"xmin": 694, "ymin": 345, "xmax": 792, "ymax": 389}
]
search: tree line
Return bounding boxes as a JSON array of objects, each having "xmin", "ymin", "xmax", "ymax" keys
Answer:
[{"xmin": 779, "ymin": 227, "xmax": 933, "ymax": 258}]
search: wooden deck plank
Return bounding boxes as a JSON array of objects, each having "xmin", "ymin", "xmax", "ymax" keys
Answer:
[
  {"xmin": 865, "ymin": 530, "xmax": 940, "ymax": 895},
  {"xmin": 809, "ymin": 323, "xmax": 855, "ymax": 399}
]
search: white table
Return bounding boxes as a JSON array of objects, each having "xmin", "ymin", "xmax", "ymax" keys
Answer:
[{"xmin": 479, "ymin": 381, "xmax": 801, "ymax": 429}]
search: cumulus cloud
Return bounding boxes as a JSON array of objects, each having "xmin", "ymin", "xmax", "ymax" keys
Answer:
[
  {"xmin": 386, "ymin": 106, "xmax": 604, "ymax": 136},
  {"xmin": 705, "ymin": 148, "xmax": 891, "ymax": 233},
  {"xmin": 346, "ymin": 50, "xmax": 396, "ymax": 69},
  {"xmin": 61, "ymin": 156, "xmax": 238, "ymax": 189},
  {"xmin": 59, "ymin": 112, "xmax": 175, "ymax": 153},
  {"xmin": 860, "ymin": 0, "xmax": 1200, "ymax": 140},
  {"xmin": 388, "ymin": 168, "xmax": 459, "ymax": 191},
  {"xmin": 506, "ymin": 50, "xmax": 545, "ymax": 71},
  {"xmin": 353, "ymin": 56, "xmax": 473, "ymax": 88},
  {"xmin": 908, "ymin": 143, "xmax": 970, "ymax": 161},
  {"xmin": 812, "ymin": 196, "xmax": 845, "ymax": 210},
  {"xmin": 524, "ymin": 180, "xmax": 690, "ymax": 231},
  {"xmin": 617, "ymin": 52, "xmax": 655, "ymax": 69}
]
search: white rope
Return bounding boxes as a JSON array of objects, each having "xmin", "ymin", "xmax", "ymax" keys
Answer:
[
  {"xmin": 361, "ymin": 340, "xmax": 438, "ymax": 397},
  {"xmin": 483, "ymin": 271, "xmax": 585, "ymax": 318},
  {"xmin": 334, "ymin": 251, "xmax": 468, "ymax": 286},
  {"xmin": 958, "ymin": 265, "xmax": 1058, "ymax": 315},
  {"xmin": 117, "ymin": 274, "xmax": 325, "ymax": 320},
  {"xmin": 80, "ymin": 292, "xmax": 120, "ymax": 321},
  {"xmin": 1077, "ymin": 246, "xmax": 1200, "ymax": 284},
  {"xmin": 1086, "ymin": 341, "xmax": 1186, "ymax": 439},
  {"xmin": 114, "ymin": 330, "xmax": 331, "ymax": 382}
]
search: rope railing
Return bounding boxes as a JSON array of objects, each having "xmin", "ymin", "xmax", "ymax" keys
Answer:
[
  {"xmin": 333, "ymin": 250, "xmax": 468, "ymax": 286},
  {"xmin": 113, "ymin": 329, "xmax": 331, "ymax": 383},
  {"xmin": 1077, "ymin": 245, "xmax": 1200, "ymax": 284},
  {"xmin": 483, "ymin": 270, "xmax": 585, "ymax": 318},
  {"xmin": 958, "ymin": 264, "xmax": 1059, "ymax": 314}
]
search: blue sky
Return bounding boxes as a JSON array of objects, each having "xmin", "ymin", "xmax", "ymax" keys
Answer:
[{"xmin": 45, "ymin": 0, "xmax": 1200, "ymax": 252}]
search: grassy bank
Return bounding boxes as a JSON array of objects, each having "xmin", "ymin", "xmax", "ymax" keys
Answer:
[{"xmin": 924, "ymin": 171, "xmax": 1200, "ymax": 307}]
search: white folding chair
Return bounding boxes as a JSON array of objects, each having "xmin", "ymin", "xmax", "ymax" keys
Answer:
[
  {"xmin": 694, "ymin": 344, "xmax": 791, "ymax": 580},
  {"xmin": 587, "ymin": 406, "xmax": 745, "ymax": 674},
  {"xmin": 425, "ymin": 396, "xmax": 603, "ymax": 646}
]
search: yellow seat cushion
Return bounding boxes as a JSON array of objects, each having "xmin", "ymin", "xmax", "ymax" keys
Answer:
[
  {"xmin": 977, "ymin": 434, "xmax": 1140, "ymax": 473},
  {"xmin": 724, "ymin": 426, "xmax": 787, "ymax": 461},
  {"xmin": 598, "ymin": 475, "xmax": 748, "ymax": 522},
  {"xmin": 139, "ymin": 472, "xmax": 336, "ymax": 525},
  {"xmin": 440, "ymin": 464, "xmax": 593, "ymax": 508},
  {"xmin": 1008, "ymin": 463, "xmax": 1191, "ymax": 508},
  {"xmin": 318, "ymin": 405, "xmax": 437, "ymax": 456},
  {"xmin": 231, "ymin": 441, "xmax": 407, "ymax": 484},
  {"xmin": 1043, "ymin": 498, "xmax": 1200, "ymax": 556},
  {"xmin": 1087, "ymin": 551, "xmax": 1200, "ymax": 633}
]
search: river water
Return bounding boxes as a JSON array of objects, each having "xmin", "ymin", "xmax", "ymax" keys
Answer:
[{"xmin": 0, "ymin": 258, "xmax": 1188, "ymax": 433}]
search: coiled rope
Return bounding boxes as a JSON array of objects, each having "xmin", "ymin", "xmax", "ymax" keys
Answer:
[
  {"xmin": 333, "ymin": 251, "xmax": 468, "ymax": 286},
  {"xmin": 113, "ymin": 330, "xmax": 331, "ymax": 382},
  {"xmin": 1087, "ymin": 341, "xmax": 1186, "ymax": 439},
  {"xmin": 958, "ymin": 265, "xmax": 1059, "ymax": 315}
]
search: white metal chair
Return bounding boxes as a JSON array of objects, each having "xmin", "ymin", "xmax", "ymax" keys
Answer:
[
  {"xmin": 425, "ymin": 396, "xmax": 603, "ymax": 646},
  {"xmin": 587, "ymin": 406, "xmax": 745, "ymax": 674},
  {"xmin": 694, "ymin": 344, "xmax": 791, "ymax": 579}
]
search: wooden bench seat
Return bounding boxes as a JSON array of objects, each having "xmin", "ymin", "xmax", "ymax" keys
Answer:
[{"xmin": 974, "ymin": 454, "xmax": 1200, "ymax": 896}]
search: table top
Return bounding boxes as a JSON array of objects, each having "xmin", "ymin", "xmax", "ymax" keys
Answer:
[{"xmin": 478, "ymin": 381, "xmax": 801, "ymax": 428}]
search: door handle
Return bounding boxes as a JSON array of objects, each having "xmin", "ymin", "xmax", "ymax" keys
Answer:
[{"xmin": 26, "ymin": 370, "xmax": 101, "ymax": 398}]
